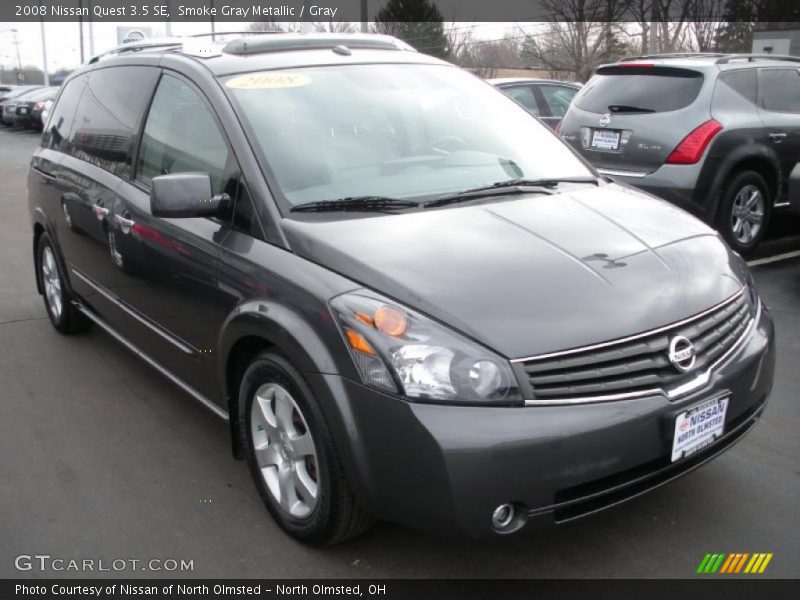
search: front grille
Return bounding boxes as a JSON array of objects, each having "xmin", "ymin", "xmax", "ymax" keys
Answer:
[{"xmin": 520, "ymin": 290, "xmax": 752, "ymax": 402}]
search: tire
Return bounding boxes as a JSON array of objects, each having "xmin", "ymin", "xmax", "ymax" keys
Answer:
[
  {"xmin": 239, "ymin": 351, "xmax": 373, "ymax": 545},
  {"xmin": 716, "ymin": 170, "xmax": 770, "ymax": 255},
  {"xmin": 36, "ymin": 233, "xmax": 90, "ymax": 334}
]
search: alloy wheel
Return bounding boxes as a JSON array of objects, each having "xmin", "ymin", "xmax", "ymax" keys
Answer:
[
  {"xmin": 730, "ymin": 184, "xmax": 764, "ymax": 245},
  {"xmin": 250, "ymin": 383, "xmax": 319, "ymax": 518},
  {"xmin": 41, "ymin": 246, "xmax": 63, "ymax": 319}
]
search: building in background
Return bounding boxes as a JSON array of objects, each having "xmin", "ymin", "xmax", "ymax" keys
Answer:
[{"xmin": 752, "ymin": 26, "xmax": 800, "ymax": 55}]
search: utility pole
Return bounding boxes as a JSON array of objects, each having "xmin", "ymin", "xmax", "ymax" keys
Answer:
[
  {"xmin": 360, "ymin": 0, "xmax": 368, "ymax": 33},
  {"xmin": 78, "ymin": 0, "xmax": 85, "ymax": 63},
  {"xmin": 12, "ymin": 30, "xmax": 24, "ymax": 82},
  {"xmin": 210, "ymin": 0, "xmax": 216, "ymax": 40},
  {"xmin": 87, "ymin": 1, "xmax": 95, "ymax": 56},
  {"xmin": 40, "ymin": 22, "xmax": 49, "ymax": 85},
  {"xmin": 165, "ymin": 0, "xmax": 172, "ymax": 37}
]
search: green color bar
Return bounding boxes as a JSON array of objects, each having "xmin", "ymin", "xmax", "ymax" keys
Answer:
[
  {"xmin": 697, "ymin": 554, "xmax": 712, "ymax": 573},
  {"xmin": 710, "ymin": 553, "xmax": 727, "ymax": 573}
]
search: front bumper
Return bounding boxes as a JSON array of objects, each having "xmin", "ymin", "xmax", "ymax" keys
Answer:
[{"xmin": 308, "ymin": 304, "xmax": 775, "ymax": 538}]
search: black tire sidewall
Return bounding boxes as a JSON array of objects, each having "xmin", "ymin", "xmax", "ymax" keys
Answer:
[
  {"xmin": 718, "ymin": 171, "xmax": 770, "ymax": 255},
  {"xmin": 238, "ymin": 352, "xmax": 337, "ymax": 544}
]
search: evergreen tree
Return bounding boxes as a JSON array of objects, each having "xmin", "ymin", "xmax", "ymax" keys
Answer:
[{"xmin": 373, "ymin": 0, "xmax": 450, "ymax": 59}]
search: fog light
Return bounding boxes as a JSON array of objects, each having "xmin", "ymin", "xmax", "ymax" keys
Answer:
[{"xmin": 491, "ymin": 503, "xmax": 515, "ymax": 529}]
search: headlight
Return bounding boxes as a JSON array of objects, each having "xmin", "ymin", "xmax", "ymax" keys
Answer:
[{"xmin": 330, "ymin": 292, "xmax": 522, "ymax": 405}]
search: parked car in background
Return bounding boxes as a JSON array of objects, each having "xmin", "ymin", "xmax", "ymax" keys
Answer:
[
  {"xmin": 491, "ymin": 78, "xmax": 581, "ymax": 130},
  {"xmin": 1, "ymin": 85, "xmax": 43, "ymax": 126},
  {"xmin": 13, "ymin": 86, "xmax": 59, "ymax": 131},
  {"xmin": 559, "ymin": 53, "xmax": 800, "ymax": 255},
  {"xmin": 29, "ymin": 34, "xmax": 774, "ymax": 546},
  {"xmin": 0, "ymin": 84, "xmax": 18, "ymax": 100}
]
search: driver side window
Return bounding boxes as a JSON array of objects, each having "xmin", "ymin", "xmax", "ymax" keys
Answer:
[{"xmin": 136, "ymin": 74, "xmax": 230, "ymax": 193}]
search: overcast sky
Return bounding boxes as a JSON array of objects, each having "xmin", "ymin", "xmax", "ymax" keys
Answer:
[{"xmin": 0, "ymin": 21, "xmax": 517, "ymax": 74}]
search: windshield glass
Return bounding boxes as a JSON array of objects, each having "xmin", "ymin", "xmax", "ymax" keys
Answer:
[{"xmin": 225, "ymin": 64, "xmax": 592, "ymax": 209}]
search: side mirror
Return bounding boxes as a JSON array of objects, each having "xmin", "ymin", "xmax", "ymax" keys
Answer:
[{"xmin": 150, "ymin": 172, "xmax": 229, "ymax": 218}]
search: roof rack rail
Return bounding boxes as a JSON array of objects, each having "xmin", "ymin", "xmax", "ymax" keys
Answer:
[
  {"xmin": 715, "ymin": 53, "xmax": 800, "ymax": 64},
  {"xmin": 621, "ymin": 52, "xmax": 729, "ymax": 62},
  {"xmin": 87, "ymin": 38, "xmax": 183, "ymax": 64},
  {"xmin": 222, "ymin": 33, "xmax": 415, "ymax": 56}
]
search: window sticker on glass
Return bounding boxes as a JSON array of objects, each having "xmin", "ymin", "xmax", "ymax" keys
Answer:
[{"xmin": 225, "ymin": 73, "xmax": 312, "ymax": 90}]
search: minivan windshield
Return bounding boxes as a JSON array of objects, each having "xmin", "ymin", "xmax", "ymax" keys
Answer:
[{"xmin": 225, "ymin": 64, "xmax": 593, "ymax": 210}]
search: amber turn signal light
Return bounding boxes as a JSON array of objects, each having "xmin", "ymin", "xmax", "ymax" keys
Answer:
[{"xmin": 345, "ymin": 328, "xmax": 376, "ymax": 355}]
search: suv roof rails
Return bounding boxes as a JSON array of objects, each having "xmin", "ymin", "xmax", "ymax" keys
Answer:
[
  {"xmin": 621, "ymin": 52, "xmax": 729, "ymax": 62},
  {"xmin": 715, "ymin": 53, "xmax": 800, "ymax": 64},
  {"xmin": 222, "ymin": 33, "xmax": 415, "ymax": 56}
]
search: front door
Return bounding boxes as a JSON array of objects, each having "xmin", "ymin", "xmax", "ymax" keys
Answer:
[
  {"xmin": 111, "ymin": 73, "xmax": 237, "ymax": 402},
  {"xmin": 757, "ymin": 67, "xmax": 800, "ymax": 204}
]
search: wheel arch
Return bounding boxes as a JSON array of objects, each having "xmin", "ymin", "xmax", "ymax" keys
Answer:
[{"xmin": 218, "ymin": 300, "xmax": 344, "ymax": 459}]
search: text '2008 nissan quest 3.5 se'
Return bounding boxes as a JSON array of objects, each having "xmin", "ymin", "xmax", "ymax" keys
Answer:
[{"xmin": 28, "ymin": 34, "xmax": 775, "ymax": 545}]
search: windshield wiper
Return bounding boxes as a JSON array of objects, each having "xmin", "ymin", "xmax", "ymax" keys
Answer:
[
  {"xmin": 424, "ymin": 177, "xmax": 598, "ymax": 209},
  {"xmin": 608, "ymin": 104, "xmax": 655, "ymax": 114},
  {"xmin": 291, "ymin": 196, "xmax": 420, "ymax": 213}
]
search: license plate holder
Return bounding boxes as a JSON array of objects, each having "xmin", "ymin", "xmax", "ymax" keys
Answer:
[
  {"xmin": 591, "ymin": 129, "xmax": 621, "ymax": 150},
  {"xmin": 671, "ymin": 395, "xmax": 729, "ymax": 462}
]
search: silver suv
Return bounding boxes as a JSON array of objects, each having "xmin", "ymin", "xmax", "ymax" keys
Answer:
[{"xmin": 560, "ymin": 53, "xmax": 800, "ymax": 254}]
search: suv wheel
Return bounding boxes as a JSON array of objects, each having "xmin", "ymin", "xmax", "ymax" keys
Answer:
[
  {"xmin": 717, "ymin": 170, "xmax": 770, "ymax": 255},
  {"xmin": 37, "ymin": 233, "xmax": 89, "ymax": 333},
  {"xmin": 239, "ymin": 352, "xmax": 373, "ymax": 545}
]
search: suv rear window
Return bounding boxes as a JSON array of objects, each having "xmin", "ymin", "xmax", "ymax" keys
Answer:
[{"xmin": 575, "ymin": 66, "xmax": 704, "ymax": 114}]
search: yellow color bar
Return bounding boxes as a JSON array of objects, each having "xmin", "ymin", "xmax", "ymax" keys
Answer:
[
  {"xmin": 758, "ymin": 554, "xmax": 773, "ymax": 574},
  {"xmin": 744, "ymin": 554, "xmax": 761, "ymax": 573}
]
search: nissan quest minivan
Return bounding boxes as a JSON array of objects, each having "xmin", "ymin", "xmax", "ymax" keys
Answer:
[{"xmin": 28, "ymin": 34, "xmax": 775, "ymax": 545}]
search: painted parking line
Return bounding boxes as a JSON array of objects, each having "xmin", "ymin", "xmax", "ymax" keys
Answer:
[{"xmin": 747, "ymin": 249, "xmax": 800, "ymax": 267}]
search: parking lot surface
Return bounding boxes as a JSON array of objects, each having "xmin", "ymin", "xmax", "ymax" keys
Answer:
[{"xmin": 1, "ymin": 126, "xmax": 798, "ymax": 578}]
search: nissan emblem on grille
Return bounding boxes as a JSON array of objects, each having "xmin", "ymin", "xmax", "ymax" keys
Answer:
[
  {"xmin": 669, "ymin": 336, "xmax": 697, "ymax": 372},
  {"xmin": 599, "ymin": 113, "xmax": 611, "ymax": 127}
]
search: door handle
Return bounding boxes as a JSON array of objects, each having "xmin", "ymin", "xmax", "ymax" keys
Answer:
[
  {"xmin": 92, "ymin": 204, "xmax": 109, "ymax": 220},
  {"xmin": 768, "ymin": 132, "xmax": 787, "ymax": 142},
  {"xmin": 115, "ymin": 214, "xmax": 135, "ymax": 235}
]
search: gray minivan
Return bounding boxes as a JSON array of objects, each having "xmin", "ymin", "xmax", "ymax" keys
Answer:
[
  {"xmin": 29, "ymin": 35, "xmax": 774, "ymax": 545},
  {"xmin": 560, "ymin": 54, "xmax": 800, "ymax": 254}
]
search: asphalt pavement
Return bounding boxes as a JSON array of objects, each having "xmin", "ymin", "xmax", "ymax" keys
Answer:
[{"xmin": 0, "ymin": 126, "xmax": 798, "ymax": 579}]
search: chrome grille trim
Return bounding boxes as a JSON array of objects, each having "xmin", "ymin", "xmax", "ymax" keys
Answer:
[
  {"xmin": 511, "ymin": 288, "xmax": 746, "ymax": 364},
  {"xmin": 519, "ymin": 291, "xmax": 758, "ymax": 406}
]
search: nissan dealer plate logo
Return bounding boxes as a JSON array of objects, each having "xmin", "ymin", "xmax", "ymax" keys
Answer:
[
  {"xmin": 599, "ymin": 113, "xmax": 611, "ymax": 127},
  {"xmin": 669, "ymin": 336, "xmax": 697, "ymax": 372}
]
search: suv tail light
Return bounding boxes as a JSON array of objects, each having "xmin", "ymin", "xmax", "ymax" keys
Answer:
[{"xmin": 666, "ymin": 119, "xmax": 723, "ymax": 165}]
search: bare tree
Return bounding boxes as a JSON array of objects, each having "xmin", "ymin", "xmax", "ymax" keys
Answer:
[
  {"xmin": 520, "ymin": 0, "xmax": 634, "ymax": 82},
  {"xmin": 454, "ymin": 35, "xmax": 526, "ymax": 78}
]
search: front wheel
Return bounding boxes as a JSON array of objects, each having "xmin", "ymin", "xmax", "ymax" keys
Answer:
[
  {"xmin": 239, "ymin": 352, "xmax": 373, "ymax": 545},
  {"xmin": 36, "ymin": 233, "xmax": 89, "ymax": 334},
  {"xmin": 717, "ymin": 170, "xmax": 770, "ymax": 255}
]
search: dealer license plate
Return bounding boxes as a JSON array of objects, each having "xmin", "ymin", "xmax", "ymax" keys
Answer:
[
  {"xmin": 671, "ymin": 396, "xmax": 728, "ymax": 462},
  {"xmin": 18, "ymin": 107, "xmax": 28, "ymax": 114},
  {"xmin": 591, "ymin": 129, "xmax": 621, "ymax": 150}
]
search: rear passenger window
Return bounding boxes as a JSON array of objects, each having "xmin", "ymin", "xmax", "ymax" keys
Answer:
[
  {"xmin": 504, "ymin": 86, "xmax": 541, "ymax": 115},
  {"xmin": 136, "ymin": 75, "xmax": 230, "ymax": 193},
  {"xmin": 719, "ymin": 70, "xmax": 757, "ymax": 104},
  {"xmin": 759, "ymin": 69, "xmax": 800, "ymax": 113},
  {"xmin": 42, "ymin": 75, "xmax": 86, "ymax": 153},
  {"xmin": 540, "ymin": 85, "xmax": 578, "ymax": 118},
  {"xmin": 68, "ymin": 66, "xmax": 158, "ymax": 177}
]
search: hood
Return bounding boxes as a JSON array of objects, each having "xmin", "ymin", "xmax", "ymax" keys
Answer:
[{"xmin": 282, "ymin": 184, "xmax": 744, "ymax": 359}]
